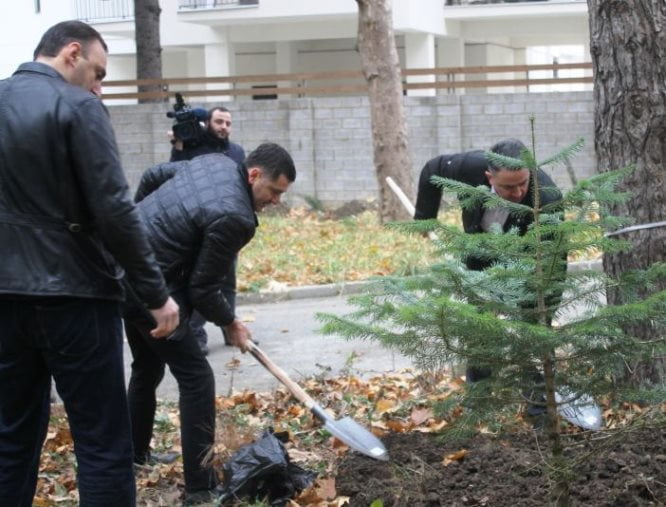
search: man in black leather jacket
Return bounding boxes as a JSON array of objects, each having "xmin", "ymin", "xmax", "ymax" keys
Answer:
[
  {"xmin": 170, "ymin": 106, "xmax": 246, "ymax": 355},
  {"xmin": 124, "ymin": 143, "xmax": 295, "ymax": 503},
  {"xmin": 0, "ymin": 21, "xmax": 179, "ymax": 507},
  {"xmin": 414, "ymin": 138, "xmax": 564, "ymax": 404}
]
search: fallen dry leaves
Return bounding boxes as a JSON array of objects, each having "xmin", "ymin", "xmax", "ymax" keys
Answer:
[
  {"xmin": 236, "ymin": 209, "xmax": 440, "ymax": 292},
  {"xmin": 37, "ymin": 370, "xmax": 663, "ymax": 506}
]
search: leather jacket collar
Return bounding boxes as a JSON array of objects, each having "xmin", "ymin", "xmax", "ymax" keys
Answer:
[{"xmin": 14, "ymin": 61, "xmax": 66, "ymax": 82}]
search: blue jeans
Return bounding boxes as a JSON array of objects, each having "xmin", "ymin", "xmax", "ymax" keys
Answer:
[{"xmin": 0, "ymin": 297, "xmax": 135, "ymax": 506}]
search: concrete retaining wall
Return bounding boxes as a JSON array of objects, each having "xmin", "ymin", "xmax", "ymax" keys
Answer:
[{"xmin": 108, "ymin": 91, "xmax": 595, "ymax": 206}]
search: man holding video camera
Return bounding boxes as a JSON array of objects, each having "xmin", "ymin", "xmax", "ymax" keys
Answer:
[
  {"xmin": 169, "ymin": 106, "xmax": 245, "ymax": 165},
  {"xmin": 167, "ymin": 104, "xmax": 246, "ymax": 354}
]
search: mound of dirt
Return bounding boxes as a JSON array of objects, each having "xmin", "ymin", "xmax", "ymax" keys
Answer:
[{"xmin": 336, "ymin": 426, "xmax": 666, "ymax": 506}]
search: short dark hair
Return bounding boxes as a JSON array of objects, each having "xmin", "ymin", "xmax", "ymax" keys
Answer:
[
  {"xmin": 487, "ymin": 138, "xmax": 527, "ymax": 172},
  {"xmin": 207, "ymin": 106, "xmax": 230, "ymax": 121},
  {"xmin": 246, "ymin": 143, "xmax": 296, "ymax": 183},
  {"xmin": 33, "ymin": 20, "xmax": 107, "ymax": 60}
]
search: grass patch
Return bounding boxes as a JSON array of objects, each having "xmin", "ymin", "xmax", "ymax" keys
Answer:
[
  {"xmin": 237, "ymin": 208, "xmax": 440, "ymax": 291},
  {"xmin": 236, "ymin": 205, "xmax": 600, "ymax": 292}
]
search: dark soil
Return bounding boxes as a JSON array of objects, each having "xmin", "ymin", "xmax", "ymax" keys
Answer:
[{"xmin": 336, "ymin": 426, "xmax": 666, "ymax": 506}]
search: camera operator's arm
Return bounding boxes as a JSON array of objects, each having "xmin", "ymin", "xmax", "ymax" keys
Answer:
[
  {"xmin": 135, "ymin": 161, "xmax": 183, "ymax": 203},
  {"xmin": 170, "ymin": 138, "xmax": 209, "ymax": 162},
  {"xmin": 167, "ymin": 130, "xmax": 184, "ymax": 156},
  {"xmin": 170, "ymin": 146, "xmax": 187, "ymax": 162}
]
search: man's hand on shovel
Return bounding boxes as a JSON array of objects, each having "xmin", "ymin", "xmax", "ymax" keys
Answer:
[{"xmin": 222, "ymin": 319, "xmax": 254, "ymax": 353}]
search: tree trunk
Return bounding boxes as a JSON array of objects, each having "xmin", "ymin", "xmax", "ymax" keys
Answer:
[
  {"xmin": 356, "ymin": 0, "xmax": 414, "ymax": 223},
  {"xmin": 587, "ymin": 0, "xmax": 666, "ymax": 385},
  {"xmin": 134, "ymin": 0, "xmax": 164, "ymax": 103}
]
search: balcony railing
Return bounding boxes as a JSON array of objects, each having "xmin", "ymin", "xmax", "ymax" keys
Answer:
[
  {"xmin": 73, "ymin": 0, "xmax": 133, "ymax": 23},
  {"xmin": 178, "ymin": 0, "xmax": 258, "ymax": 9},
  {"xmin": 101, "ymin": 62, "xmax": 593, "ymax": 103},
  {"xmin": 445, "ymin": 0, "xmax": 584, "ymax": 4}
]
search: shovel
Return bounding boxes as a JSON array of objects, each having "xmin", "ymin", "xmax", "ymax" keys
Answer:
[{"xmin": 247, "ymin": 341, "xmax": 389, "ymax": 461}]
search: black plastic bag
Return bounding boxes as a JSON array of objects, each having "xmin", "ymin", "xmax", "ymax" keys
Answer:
[{"xmin": 216, "ymin": 428, "xmax": 316, "ymax": 506}]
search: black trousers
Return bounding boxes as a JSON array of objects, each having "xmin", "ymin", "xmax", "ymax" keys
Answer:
[
  {"xmin": 125, "ymin": 318, "xmax": 218, "ymax": 493},
  {"xmin": 0, "ymin": 298, "xmax": 135, "ymax": 506}
]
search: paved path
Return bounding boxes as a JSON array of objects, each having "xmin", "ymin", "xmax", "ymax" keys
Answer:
[
  {"xmin": 122, "ymin": 260, "xmax": 603, "ymax": 401},
  {"xmin": 124, "ymin": 294, "xmax": 413, "ymax": 401}
]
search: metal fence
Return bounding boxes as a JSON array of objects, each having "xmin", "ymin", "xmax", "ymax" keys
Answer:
[{"xmin": 73, "ymin": 0, "xmax": 133, "ymax": 23}]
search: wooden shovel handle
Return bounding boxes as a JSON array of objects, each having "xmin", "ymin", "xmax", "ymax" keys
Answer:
[{"xmin": 247, "ymin": 341, "xmax": 315, "ymax": 409}]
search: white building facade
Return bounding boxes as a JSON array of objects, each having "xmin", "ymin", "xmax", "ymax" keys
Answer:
[{"xmin": 2, "ymin": 0, "xmax": 590, "ymax": 99}]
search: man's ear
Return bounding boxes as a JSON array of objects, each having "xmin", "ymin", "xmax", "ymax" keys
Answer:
[
  {"xmin": 61, "ymin": 41, "xmax": 82, "ymax": 68},
  {"xmin": 247, "ymin": 167, "xmax": 262, "ymax": 184},
  {"xmin": 485, "ymin": 170, "xmax": 493, "ymax": 184}
]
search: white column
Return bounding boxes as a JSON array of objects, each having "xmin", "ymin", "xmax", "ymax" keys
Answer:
[
  {"xmin": 203, "ymin": 38, "xmax": 234, "ymax": 103},
  {"xmin": 276, "ymin": 41, "xmax": 298, "ymax": 99},
  {"xmin": 404, "ymin": 32, "xmax": 435, "ymax": 97},
  {"xmin": 513, "ymin": 47, "xmax": 528, "ymax": 93},
  {"xmin": 464, "ymin": 42, "xmax": 489, "ymax": 95},
  {"xmin": 436, "ymin": 37, "xmax": 464, "ymax": 95}
]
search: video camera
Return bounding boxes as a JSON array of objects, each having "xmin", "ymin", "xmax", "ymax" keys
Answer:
[{"xmin": 166, "ymin": 93, "xmax": 207, "ymax": 148}]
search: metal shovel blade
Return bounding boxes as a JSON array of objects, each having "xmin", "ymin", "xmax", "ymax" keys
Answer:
[
  {"xmin": 248, "ymin": 342, "xmax": 389, "ymax": 461},
  {"xmin": 555, "ymin": 390, "xmax": 602, "ymax": 431},
  {"xmin": 321, "ymin": 413, "xmax": 389, "ymax": 461}
]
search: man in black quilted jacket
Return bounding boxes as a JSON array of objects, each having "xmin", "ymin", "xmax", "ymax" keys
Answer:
[
  {"xmin": 168, "ymin": 105, "xmax": 247, "ymax": 355},
  {"xmin": 124, "ymin": 143, "xmax": 295, "ymax": 504},
  {"xmin": 0, "ymin": 21, "xmax": 179, "ymax": 507}
]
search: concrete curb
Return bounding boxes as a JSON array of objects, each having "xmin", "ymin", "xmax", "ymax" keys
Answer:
[
  {"xmin": 237, "ymin": 280, "xmax": 369, "ymax": 305},
  {"xmin": 237, "ymin": 260, "xmax": 603, "ymax": 306}
]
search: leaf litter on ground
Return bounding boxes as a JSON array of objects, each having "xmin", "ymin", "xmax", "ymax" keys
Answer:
[
  {"xmin": 38, "ymin": 368, "xmax": 657, "ymax": 506},
  {"xmin": 39, "ymin": 205, "xmax": 607, "ymax": 505}
]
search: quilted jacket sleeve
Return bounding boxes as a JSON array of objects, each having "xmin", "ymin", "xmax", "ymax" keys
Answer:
[
  {"xmin": 135, "ymin": 161, "xmax": 183, "ymax": 203},
  {"xmin": 188, "ymin": 214, "xmax": 256, "ymax": 326}
]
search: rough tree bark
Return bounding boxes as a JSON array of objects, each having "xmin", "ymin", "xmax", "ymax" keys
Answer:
[
  {"xmin": 587, "ymin": 0, "xmax": 666, "ymax": 385},
  {"xmin": 134, "ymin": 0, "xmax": 164, "ymax": 103},
  {"xmin": 356, "ymin": 0, "xmax": 414, "ymax": 223}
]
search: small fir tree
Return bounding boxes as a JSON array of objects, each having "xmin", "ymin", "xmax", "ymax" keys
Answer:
[{"xmin": 319, "ymin": 118, "xmax": 666, "ymax": 506}]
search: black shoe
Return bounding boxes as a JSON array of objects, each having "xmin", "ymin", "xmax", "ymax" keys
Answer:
[
  {"xmin": 151, "ymin": 451, "xmax": 180, "ymax": 464},
  {"xmin": 134, "ymin": 451, "xmax": 180, "ymax": 466},
  {"xmin": 183, "ymin": 489, "xmax": 218, "ymax": 506}
]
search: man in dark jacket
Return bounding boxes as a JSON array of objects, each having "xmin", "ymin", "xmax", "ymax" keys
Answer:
[
  {"xmin": 414, "ymin": 138, "xmax": 563, "ymax": 388},
  {"xmin": 415, "ymin": 138, "xmax": 562, "ymax": 270},
  {"xmin": 170, "ymin": 106, "xmax": 245, "ymax": 164},
  {"xmin": 125, "ymin": 143, "xmax": 295, "ymax": 504},
  {"xmin": 0, "ymin": 21, "xmax": 179, "ymax": 507},
  {"xmin": 169, "ymin": 106, "xmax": 246, "ymax": 354}
]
